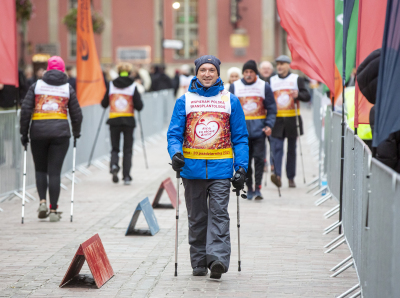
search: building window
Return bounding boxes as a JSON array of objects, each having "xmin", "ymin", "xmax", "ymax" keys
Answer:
[
  {"xmin": 68, "ymin": 0, "xmax": 78, "ymax": 59},
  {"xmin": 174, "ymin": 0, "xmax": 198, "ymax": 59}
]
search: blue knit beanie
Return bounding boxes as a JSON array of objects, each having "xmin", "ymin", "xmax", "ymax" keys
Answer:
[{"xmin": 194, "ymin": 55, "xmax": 221, "ymax": 76}]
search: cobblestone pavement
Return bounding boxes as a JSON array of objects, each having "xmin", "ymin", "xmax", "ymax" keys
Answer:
[{"xmin": 0, "ymin": 109, "xmax": 358, "ymax": 297}]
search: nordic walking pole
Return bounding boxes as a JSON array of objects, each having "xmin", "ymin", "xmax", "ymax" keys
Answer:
[
  {"xmin": 174, "ymin": 169, "xmax": 181, "ymax": 276},
  {"xmin": 71, "ymin": 138, "xmax": 77, "ymax": 222},
  {"xmin": 21, "ymin": 144, "xmax": 27, "ymax": 224},
  {"xmin": 87, "ymin": 108, "xmax": 106, "ymax": 167},
  {"xmin": 294, "ymin": 100, "xmax": 306, "ymax": 184},
  {"xmin": 236, "ymin": 188, "xmax": 242, "ymax": 271},
  {"xmin": 268, "ymin": 136, "xmax": 281, "ymax": 197},
  {"xmin": 138, "ymin": 112, "xmax": 149, "ymax": 169}
]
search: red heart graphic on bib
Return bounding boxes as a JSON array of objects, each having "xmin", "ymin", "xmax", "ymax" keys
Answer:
[{"xmin": 195, "ymin": 121, "xmax": 220, "ymax": 141}]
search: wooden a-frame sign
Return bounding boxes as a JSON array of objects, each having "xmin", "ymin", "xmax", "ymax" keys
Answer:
[
  {"xmin": 152, "ymin": 177, "xmax": 180, "ymax": 208},
  {"xmin": 59, "ymin": 234, "xmax": 114, "ymax": 288}
]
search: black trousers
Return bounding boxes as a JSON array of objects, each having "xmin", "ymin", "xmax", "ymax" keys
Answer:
[
  {"xmin": 110, "ymin": 125, "xmax": 134, "ymax": 179},
  {"xmin": 247, "ymin": 137, "xmax": 266, "ymax": 188},
  {"xmin": 31, "ymin": 137, "xmax": 69, "ymax": 210}
]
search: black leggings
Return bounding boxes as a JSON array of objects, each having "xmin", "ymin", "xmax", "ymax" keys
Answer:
[{"xmin": 31, "ymin": 138, "xmax": 69, "ymax": 210}]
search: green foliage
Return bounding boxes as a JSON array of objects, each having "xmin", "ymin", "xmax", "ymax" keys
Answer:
[
  {"xmin": 16, "ymin": 0, "xmax": 33, "ymax": 23},
  {"xmin": 62, "ymin": 8, "xmax": 105, "ymax": 35}
]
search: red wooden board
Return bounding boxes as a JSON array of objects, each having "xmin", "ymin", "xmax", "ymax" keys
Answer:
[
  {"xmin": 152, "ymin": 177, "xmax": 180, "ymax": 208},
  {"xmin": 59, "ymin": 234, "xmax": 114, "ymax": 289}
]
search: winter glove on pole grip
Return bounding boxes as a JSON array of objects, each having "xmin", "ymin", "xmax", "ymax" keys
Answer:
[
  {"xmin": 231, "ymin": 167, "xmax": 246, "ymax": 191},
  {"xmin": 172, "ymin": 153, "xmax": 185, "ymax": 172},
  {"xmin": 20, "ymin": 135, "xmax": 29, "ymax": 148}
]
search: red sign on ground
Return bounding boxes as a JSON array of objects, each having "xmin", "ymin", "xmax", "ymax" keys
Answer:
[
  {"xmin": 59, "ymin": 234, "xmax": 114, "ymax": 288},
  {"xmin": 152, "ymin": 177, "xmax": 180, "ymax": 209}
]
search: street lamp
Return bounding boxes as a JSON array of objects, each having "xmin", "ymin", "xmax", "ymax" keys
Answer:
[{"xmin": 172, "ymin": 2, "xmax": 180, "ymax": 9}]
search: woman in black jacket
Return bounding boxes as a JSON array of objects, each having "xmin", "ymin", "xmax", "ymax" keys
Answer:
[{"xmin": 20, "ymin": 56, "xmax": 83, "ymax": 222}]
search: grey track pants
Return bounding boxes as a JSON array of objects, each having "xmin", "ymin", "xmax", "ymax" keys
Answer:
[{"xmin": 182, "ymin": 178, "xmax": 231, "ymax": 271}]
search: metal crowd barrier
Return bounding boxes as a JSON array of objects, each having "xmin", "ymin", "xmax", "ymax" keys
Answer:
[
  {"xmin": 311, "ymin": 88, "xmax": 400, "ymax": 297},
  {"xmin": 0, "ymin": 89, "xmax": 175, "ymax": 206}
]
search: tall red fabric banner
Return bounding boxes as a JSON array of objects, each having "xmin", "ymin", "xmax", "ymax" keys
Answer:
[
  {"xmin": 76, "ymin": 0, "xmax": 106, "ymax": 107},
  {"xmin": 0, "ymin": 0, "xmax": 18, "ymax": 87},
  {"xmin": 277, "ymin": 0, "xmax": 335, "ymax": 96},
  {"xmin": 354, "ymin": 0, "xmax": 387, "ymax": 126}
]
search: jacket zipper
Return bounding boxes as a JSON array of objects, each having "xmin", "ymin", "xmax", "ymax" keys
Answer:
[{"xmin": 206, "ymin": 160, "xmax": 208, "ymax": 179}]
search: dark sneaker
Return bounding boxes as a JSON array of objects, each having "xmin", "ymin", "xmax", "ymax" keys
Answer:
[
  {"xmin": 111, "ymin": 165, "xmax": 119, "ymax": 183},
  {"xmin": 37, "ymin": 203, "xmax": 48, "ymax": 219},
  {"xmin": 192, "ymin": 266, "xmax": 208, "ymax": 276},
  {"xmin": 123, "ymin": 176, "xmax": 132, "ymax": 185},
  {"xmin": 254, "ymin": 188, "xmax": 263, "ymax": 200},
  {"xmin": 271, "ymin": 174, "xmax": 282, "ymax": 188},
  {"xmin": 289, "ymin": 179, "xmax": 296, "ymax": 188},
  {"xmin": 210, "ymin": 261, "xmax": 226, "ymax": 279},
  {"xmin": 49, "ymin": 212, "xmax": 62, "ymax": 222}
]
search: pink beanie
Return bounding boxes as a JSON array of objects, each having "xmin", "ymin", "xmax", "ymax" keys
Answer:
[{"xmin": 47, "ymin": 56, "xmax": 65, "ymax": 73}]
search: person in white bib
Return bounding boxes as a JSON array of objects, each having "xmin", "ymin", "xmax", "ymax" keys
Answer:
[
  {"xmin": 269, "ymin": 55, "xmax": 311, "ymax": 188},
  {"xmin": 20, "ymin": 56, "xmax": 83, "ymax": 222},
  {"xmin": 229, "ymin": 60, "xmax": 277, "ymax": 200},
  {"xmin": 101, "ymin": 62, "xmax": 144, "ymax": 185},
  {"xmin": 167, "ymin": 55, "xmax": 248, "ymax": 279}
]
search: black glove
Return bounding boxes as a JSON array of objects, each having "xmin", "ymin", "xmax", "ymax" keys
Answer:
[
  {"xmin": 172, "ymin": 153, "xmax": 185, "ymax": 171},
  {"xmin": 20, "ymin": 135, "xmax": 29, "ymax": 147},
  {"xmin": 231, "ymin": 167, "xmax": 246, "ymax": 190},
  {"xmin": 74, "ymin": 133, "xmax": 81, "ymax": 139}
]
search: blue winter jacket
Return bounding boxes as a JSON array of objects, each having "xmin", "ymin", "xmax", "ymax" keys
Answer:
[
  {"xmin": 167, "ymin": 77, "xmax": 249, "ymax": 180},
  {"xmin": 229, "ymin": 78, "xmax": 277, "ymax": 139}
]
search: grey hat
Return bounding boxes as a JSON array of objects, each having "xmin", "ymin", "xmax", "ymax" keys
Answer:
[
  {"xmin": 275, "ymin": 55, "xmax": 291, "ymax": 64},
  {"xmin": 195, "ymin": 55, "xmax": 221, "ymax": 76}
]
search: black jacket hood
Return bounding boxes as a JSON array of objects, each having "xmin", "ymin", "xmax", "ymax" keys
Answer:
[
  {"xmin": 357, "ymin": 48, "xmax": 381, "ymax": 105},
  {"xmin": 42, "ymin": 70, "xmax": 68, "ymax": 86},
  {"xmin": 113, "ymin": 76, "xmax": 134, "ymax": 88}
]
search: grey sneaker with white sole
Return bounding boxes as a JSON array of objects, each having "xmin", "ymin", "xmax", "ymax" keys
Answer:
[
  {"xmin": 49, "ymin": 212, "xmax": 62, "ymax": 222},
  {"xmin": 37, "ymin": 203, "xmax": 49, "ymax": 219}
]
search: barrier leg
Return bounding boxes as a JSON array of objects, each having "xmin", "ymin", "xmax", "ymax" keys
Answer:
[{"xmin": 330, "ymin": 261, "xmax": 354, "ymax": 277}]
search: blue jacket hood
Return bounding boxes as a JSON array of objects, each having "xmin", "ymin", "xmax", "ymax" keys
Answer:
[{"xmin": 188, "ymin": 76, "xmax": 225, "ymax": 97}]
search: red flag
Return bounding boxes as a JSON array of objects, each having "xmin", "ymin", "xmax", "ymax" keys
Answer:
[
  {"xmin": 277, "ymin": 0, "xmax": 335, "ymax": 96},
  {"xmin": 354, "ymin": 0, "xmax": 387, "ymax": 126},
  {"xmin": 76, "ymin": 0, "xmax": 106, "ymax": 107},
  {"xmin": 0, "ymin": 0, "xmax": 18, "ymax": 87}
]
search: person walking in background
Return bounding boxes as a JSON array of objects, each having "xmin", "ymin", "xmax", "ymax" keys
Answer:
[
  {"xmin": 20, "ymin": 56, "xmax": 83, "ymax": 222},
  {"xmin": 269, "ymin": 55, "xmax": 310, "ymax": 188},
  {"xmin": 259, "ymin": 61, "xmax": 276, "ymax": 82},
  {"xmin": 229, "ymin": 60, "xmax": 277, "ymax": 200},
  {"xmin": 150, "ymin": 65, "xmax": 173, "ymax": 91},
  {"xmin": 224, "ymin": 67, "xmax": 242, "ymax": 91},
  {"xmin": 66, "ymin": 66, "xmax": 76, "ymax": 91},
  {"xmin": 101, "ymin": 62, "xmax": 143, "ymax": 185},
  {"xmin": 167, "ymin": 55, "xmax": 248, "ymax": 279},
  {"xmin": 176, "ymin": 64, "xmax": 194, "ymax": 98}
]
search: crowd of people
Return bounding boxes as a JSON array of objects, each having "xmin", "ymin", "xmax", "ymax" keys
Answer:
[{"xmin": 12, "ymin": 52, "xmax": 311, "ymax": 278}]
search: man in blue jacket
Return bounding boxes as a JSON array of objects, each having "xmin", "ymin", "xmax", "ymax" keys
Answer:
[
  {"xmin": 229, "ymin": 60, "xmax": 277, "ymax": 200},
  {"xmin": 167, "ymin": 55, "xmax": 248, "ymax": 279}
]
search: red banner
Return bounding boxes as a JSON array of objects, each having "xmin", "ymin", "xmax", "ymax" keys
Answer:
[
  {"xmin": 76, "ymin": 0, "xmax": 106, "ymax": 107},
  {"xmin": 354, "ymin": 0, "xmax": 387, "ymax": 126},
  {"xmin": 0, "ymin": 0, "xmax": 18, "ymax": 87},
  {"xmin": 277, "ymin": 1, "xmax": 335, "ymax": 96}
]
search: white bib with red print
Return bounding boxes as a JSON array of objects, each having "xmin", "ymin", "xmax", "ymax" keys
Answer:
[
  {"xmin": 182, "ymin": 90, "xmax": 233, "ymax": 160},
  {"xmin": 32, "ymin": 80, "xmax": 70, "ymax": 120},
  {"xmin": 270, "ymin": 73, "xmax": 299, "ymax": 117},
  {"xmin": 109, "ymin": 81, "xmax": 136, "ymax": 118},
  {"xmin": 233, "ymin": 78, "xmax": 266, "ymax": 120}
]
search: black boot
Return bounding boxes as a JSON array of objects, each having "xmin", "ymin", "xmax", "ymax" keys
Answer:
[
  {"xmin": 111, "ymin": 165, "xmax": 119, "ymax": 183},
  {"xmin": 210, "ymin": 261, "xmax": 226, "ymax": 279},
  {"xmin": 192, "ymin": 266, "xmax": 208, "ymax": 276}
]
